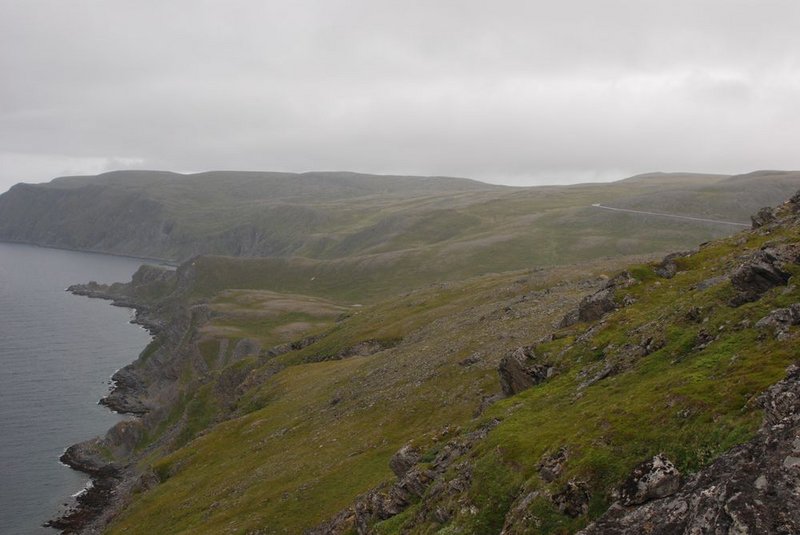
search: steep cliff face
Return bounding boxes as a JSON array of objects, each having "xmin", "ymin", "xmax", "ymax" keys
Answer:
[{"xmin": 0, "ymin": 182, "xmax": 174, "ymax": 257}]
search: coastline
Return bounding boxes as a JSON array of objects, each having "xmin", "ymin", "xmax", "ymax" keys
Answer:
[{"xmin": 45, "ymin": 285, "xmax": 158, "ymax": 533}]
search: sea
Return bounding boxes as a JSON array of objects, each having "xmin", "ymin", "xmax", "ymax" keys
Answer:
[{"xmin": 0, "ymin": 242, "xmax": 154, "ymax": 534}]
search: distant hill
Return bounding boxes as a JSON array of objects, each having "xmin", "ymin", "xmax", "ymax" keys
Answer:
[
  {"xmin": 0, "ymin": 170, "xmax": 504, "ymax": 262},
  {"xmin": 1, "ymin": 169, "xmax": 800, "ymax": 293}
]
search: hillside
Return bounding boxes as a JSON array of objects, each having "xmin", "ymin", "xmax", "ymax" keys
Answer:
[
  {"xmin": 2, "ymin": 171, "xmax": 800, "ymax": 294},
  {"xmin": 54, "ymin": 191, "xmax": 800, "ymax": 534}
]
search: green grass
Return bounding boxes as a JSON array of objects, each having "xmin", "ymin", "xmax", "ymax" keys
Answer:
[
  {"xmin": 105, "ymin": 260, "xmax": 623, "ymax": 534},
  {"xmin": 97, "ymin": 198, "xmax": 800, "ymax": 534},
  {"xmin": 373, "ymin": 218, "xmax": 800, "ymax": 534}
]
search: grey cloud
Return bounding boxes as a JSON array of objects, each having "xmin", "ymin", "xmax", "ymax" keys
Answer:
[{"xmin": 1, "ymin": 0, "xmax": 799, "ymax": 191}]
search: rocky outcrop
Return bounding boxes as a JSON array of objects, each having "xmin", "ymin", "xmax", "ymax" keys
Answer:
[
  {"xmin": 498, "ymin": 346, "xmax": 556, "ymax": 396},
  {"xmin": 539, "ymin": 447, "xmax": 569, "ymax": 482},
  {"xmin": 389, "ymin": 445, "xmax": 421, "ymax": 478},
  {"xmin": 729, "ymin": 246, "xmax": 797, "ymax": 306},
  {"xmin": 579, "ymin": 363, "xmax": 800, "ymax": 534},
  {"xmin": 751, "ymin": 206, "xmax": 777, "ymax": 229},
  {"xmin": 558, "ymin": 309, "xmax": 581, "ymax": 329},
  {"xmin": 559, "ymin": 288, "xmax": 616, "ymax": 328},
  {"xmin": 559, "ymin": 272, "xmax": 635, "ymax": 328},
  {"xmin": 59, "ymin": 440, "xmax": 120, "ymax": 479},
  {"xmin": 755, "ymin": 304, "xmax": 800, "ymax": 340},
  {"xmin": 577, "ymin": 288, "xmax": 617, "ymax": 323},
  {"xmin": 576, "ymin": 325, "xmax": 665, "ymax": 390},
  {"xmin": 654, "ymin": 251, "xmax": 691, "ymax": 279},
  {"xmin": 552, "ymin": 480, "xmax": 591, "ymax": 518},
  {"xmin": 618, "ymin": 454, "xmax": 681, "ymax": 506},
  {"xmin": 263, "ymin": 333, "xmax": 324, "ymax": 358},
  {"xmin": 68, "ymin": 263, "xmax": 179, "ymax": 335},
  {"xmin": 100, "ymin": 367, "xmax": 152, "ymax": 414}
]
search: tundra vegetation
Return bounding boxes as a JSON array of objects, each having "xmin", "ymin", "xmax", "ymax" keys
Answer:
[{"xmin": 12, "ymin": 171, "xmax": 798, "ymax": 533}]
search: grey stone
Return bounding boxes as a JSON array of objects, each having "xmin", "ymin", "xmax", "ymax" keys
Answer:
[
  {"xmin": 618, "ymin": 454, "xmax": 681, "ymax": 506},
  {"xmin": 578, "ymin": 364, "xmax": 800, "ymax": 535},
  {"xmin": 552, "ymin": 480, "xmax": 591, "ymax": 517},
  {"xmin": 751, "ymin": 206, "xmax": 777, "ymax": 229},
  {"xmin": 389, "ymin": 444, "xmax": 421, "ymax": 479},
  {"xmin": 498, "ymin": 346, "xmax": 555, "ymax": 396}
]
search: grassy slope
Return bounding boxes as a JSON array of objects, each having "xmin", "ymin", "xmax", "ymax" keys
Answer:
[
  {"xmin": 27, "ymin": 171, "xmax": 796, "ymax": 533},
  {"xmin": 376, "ymin": 208, "xmax": 800, "ymax": 533},
  {"xmin": 105, "ymin": 257, "xmax": 636, "ymax": 534},
  {"xmin": 107, "ymin": 201, "xmax": 800, "ymax": 534}
]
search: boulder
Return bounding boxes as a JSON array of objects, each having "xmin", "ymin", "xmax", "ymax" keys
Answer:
[
  {"xmin": 560, "ymin": 272, "xmax": 632, "ymax": 328},
  {"xmin": 458, "ymin": 352, "xmax": 482, "ymax": 367},
  {"xmin": 693, "ymin": 329, "xmax": 715, "ymax": 350},
  {"xmin": 618, "ymin": 454, "xmax": 681, "ymax": 506},
  {"xmin": 498, "ymin": 346, "xmax": 555, "ymax": 396},
  {"xmin": 578, "ymin": 288, "xmax": 617, "ymax": 322},
  {"xmin": 729, "ymin": 248, "xmax": 792, "ymax": 306}
]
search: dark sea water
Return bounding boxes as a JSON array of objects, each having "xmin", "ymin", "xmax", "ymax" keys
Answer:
[{"xmin": 0, "ymin": 243, "xmax": 153, "ymax": 534}]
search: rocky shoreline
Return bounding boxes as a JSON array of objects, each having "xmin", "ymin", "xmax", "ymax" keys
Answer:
[
  {"xmin": 44, "ymin": 444, "xmax": 122, "ymax": 533},
  {"xmin": 46, "ymin": 259, "xmax": 215, "ymax": 533},
  {"xmin": 46, "ymin": 280, "xmax": 163, "ymax": 534}
]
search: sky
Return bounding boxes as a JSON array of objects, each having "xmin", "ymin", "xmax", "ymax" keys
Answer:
[{"xmin": 1, "ymin": 0, "xmax": 800, "ymax": 192}]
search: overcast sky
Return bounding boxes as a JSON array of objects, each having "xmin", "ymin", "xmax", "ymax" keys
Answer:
[{"xmin": 1, "ymin": 1, "xmax": 799, "ymax": 192}]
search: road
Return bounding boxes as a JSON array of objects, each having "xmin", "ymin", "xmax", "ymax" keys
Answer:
[{"xmin": 590, "ymin": 203, "xmax": 750, "ymax": 227}]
